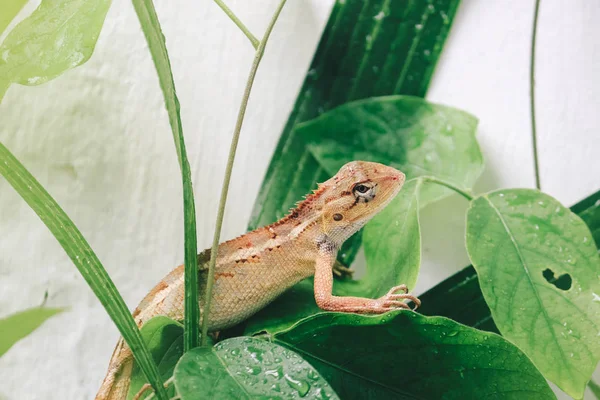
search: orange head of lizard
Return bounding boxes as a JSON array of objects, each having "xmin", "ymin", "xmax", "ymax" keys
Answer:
[{"xmin": 319, "ymin": 161, "xmax": 405, "ymax": 245}]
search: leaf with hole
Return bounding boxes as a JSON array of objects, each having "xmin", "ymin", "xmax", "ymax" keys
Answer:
[
  {"xmin": 173, "ymin": 336, "xmax": 339, "ymax": 400},
  {"xmin": 274, "ymin": 312, "xmax": 555, "ymax": 399},
  {"xmin": 0, "ymin": 0, "xmax": 112, "ymax": 101},
  {"xmin": 417, "ymin": 189, "xmax": 600, "ymax": 335},
  {"xmin": 0, "ymin": 306, "xmax": 65, "ymax": 357},
  {"xmin": 127, "ymin": 317, "xmax": 184, "ymax": 399},
  {"xmin": 466, "ymin": 189, "xmax": 600, "ymax": 398}
]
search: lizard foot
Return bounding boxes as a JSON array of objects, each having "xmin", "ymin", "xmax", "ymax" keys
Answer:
[
  {"xmin": 373, "ymin": 284, "xmax": 421, "ymax": 312},
  {"xmin": 332, "ymin": 260, "xmax": 354, "ymax": 279}
]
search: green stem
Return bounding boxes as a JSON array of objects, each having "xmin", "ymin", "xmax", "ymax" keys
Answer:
[
  {"xmin": 589, "ymin": 378, "xmax": 600, "ymax": 400},
  {"xmin": 214, "ymin": 0, "xmax": 259, "ymax": 49},
  {"xmin": 529, "ymin": 0, "xmax": 541, "ymax": 190},
  {"xmin": 420, "ymin": 176, "xmax": 474, "ymax": 201},
  {"xmin": 201, "ymin": 0, "xmax": 287, "ymax": 347}
]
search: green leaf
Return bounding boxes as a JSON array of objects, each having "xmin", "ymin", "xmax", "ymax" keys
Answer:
[
  {"xmin": 132, "ymin": 0, "xmax": 199, "ymax": 351},
  {"xmin": 343, "ymin": 178, "xmax": 422, "ymax": 296},
  {"xmin": 418, "ymin": 189, "xmax": 600, "ymax": 333},
  {"xmin": 296, "ymin": 95, "xmax": 482, "ymax": 206},
  {"xmin": 466, "ymin": 189, "xmax": 600, "ymax": 398},
  {"xmin": 0, "ymin": 0, "xmax": 28, "ymax": 36},
  {"xmin": 0, "ymin": 142, "xmax": 167, "ymax": 399},
  {"xmin": 248, "ymin": 0, "xmax": 461, "ymax": 267},
  {"xmin": 0, "ymin": 0, "xmax": 112, "ymax": 101},
  {"xmin": 127, "ymin": 317, "xmax": 184, "ymax": 400},
  {"xmin": 274, "ymin": 312, "xmax": 555, "ymax": 400},
  {"xmin": 173, "ymin": 337, "xmax": 339, "ymax": 400},
  {"xmin": 0, "ymin": 306, "xmax": 64, "ymax": 357}
]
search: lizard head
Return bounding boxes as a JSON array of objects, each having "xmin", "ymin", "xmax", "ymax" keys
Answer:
[{"xmin": 319, "ymin": 161, "xmax": 405, "ymax": 245}]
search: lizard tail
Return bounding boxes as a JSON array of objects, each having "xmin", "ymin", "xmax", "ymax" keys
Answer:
[{"xmin": 95, "ymin": 338, "xmax": 134, "ymax": 400}]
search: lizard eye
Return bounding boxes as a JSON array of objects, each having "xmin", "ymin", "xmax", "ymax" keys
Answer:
[
  {"xmin": 352, "ymin": 182, "xmax": 376, "ymax": 202},
  {"xmin": 354, "ymin": 184, "xmax": 369, "ymax": 193}
]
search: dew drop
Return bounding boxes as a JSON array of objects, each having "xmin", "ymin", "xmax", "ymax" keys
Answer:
[
  {"xmin": 284, "ymin": 374, "xmax": 310, "ymax": 397},
  {"xmin": 245, "ymin": 365, "xmax": 262, "ymax": 375}
]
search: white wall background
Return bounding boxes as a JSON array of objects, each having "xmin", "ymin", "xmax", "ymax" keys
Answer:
[{"xmin": 0, "ymin": 0, "xmax": 599, "ymax": 398}]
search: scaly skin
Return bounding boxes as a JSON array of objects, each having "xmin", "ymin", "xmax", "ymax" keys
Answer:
[{"xmin": 96, "ymin": 161, "xmax": 421, "ymax": 399}]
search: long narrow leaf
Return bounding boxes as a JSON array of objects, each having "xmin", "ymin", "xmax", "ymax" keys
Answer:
[
  {"xmin": 0, "ymin": 142, "xmax": 167, "ymax": 399},
  {"xmin": 131, "ymin": 0, "xmax": 199, "ymax": 351}
]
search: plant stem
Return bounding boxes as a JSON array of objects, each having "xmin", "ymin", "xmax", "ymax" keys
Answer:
[
  {"xmin": 529, "ymin": 0, "xmax": 541, "ymax": 189},
  {"xmin": 420, "ymin": 176, "xmax": 474, "ymax": 201},
  {"xmin": 213, "ymin": 0, "xmax": 259, "ymax": 49},
  {"xmin": 201, "ymin": 0, "xmax": 287, "ymax": 347},
  {"xmin": 589, "ymin": 379, "xmax": 600, "ymax": 400}
]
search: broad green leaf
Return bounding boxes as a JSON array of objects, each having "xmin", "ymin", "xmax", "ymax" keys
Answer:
[
  {"xmin": 0, "ymin": 306, "xmax": 64, "ymax": 357},
  {"xmin": 342, "ymin": 178, "xmax": 422, "ymax": 296},
  {"xmin": 295, "ymin": 95, "xmax": 482, "ymax": 207},
  {"xmin": 0, "ymin": 0, "xmax": 112, "ymax": 101},
  {"xmin": 0, "ymin": 142, "xmax": 167, "ymax": 399},
  {"xmin": 0, "ymin": 0, "xmax": 28, "ymax": 36},
  {"xmin": 418, "ymin": 189, "xmax": 600, "ymax": 333},
  {"xmin": 274, "ymin": 312, "xmax": 555, "ymax": 400},
  {"xmin": 132, "ymin": 0, "xmax": 199, "ymax": 351},
  {"xmin": 248, "ymin": 0, "xmax": 462, "ymax": 269},
  {"xmin": 466, "ymin": 189, "xmax": 600, "ymax": 398},
  {"xmin": 127, "ymin": 317, "xmax": 184, "ymax": 400},
  {"xmin": 174, "ymin": 337, "xmax": 339, "ymax": 400}
]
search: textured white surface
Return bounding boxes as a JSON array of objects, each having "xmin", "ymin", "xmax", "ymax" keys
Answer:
[{"xmin": 0, "ymin": 0, "xmax": 599, "ymax": 399}]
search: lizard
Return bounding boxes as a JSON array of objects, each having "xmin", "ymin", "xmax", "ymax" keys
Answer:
[{"xmin": 96, "ymin": 160, "xmax": 421, "ymax": 399}]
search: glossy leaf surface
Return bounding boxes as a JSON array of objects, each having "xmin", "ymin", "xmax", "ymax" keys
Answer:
[
  {"xmin": 174, "ymin": 337, "xmax": 339, "ymax": 399},
  {"xmin": 275, "ymin": 312, "xmax": 555, "ymax": 400}
]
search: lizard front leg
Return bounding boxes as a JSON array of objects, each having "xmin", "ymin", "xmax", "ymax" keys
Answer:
[{"xmin": 314, "ymin": 245, "xmax": 420, "ymax": 313}]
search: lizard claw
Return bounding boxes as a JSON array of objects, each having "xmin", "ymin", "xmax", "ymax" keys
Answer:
[
  {"xmin": 332, "ymin": 260, "xmax": 354, "ymax": 279},
  {"xmin": 374, "ymin": 284, "xmax": 421, "ymax": 311}
]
